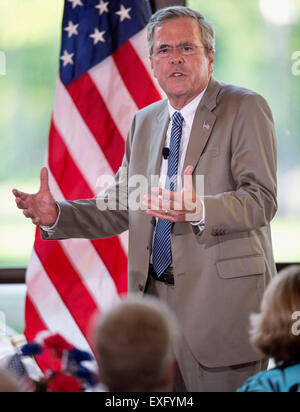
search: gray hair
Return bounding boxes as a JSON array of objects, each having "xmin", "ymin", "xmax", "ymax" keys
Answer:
[{"xmin": 147, "ymin": 6, "xmax": 215, "ymax": 57}]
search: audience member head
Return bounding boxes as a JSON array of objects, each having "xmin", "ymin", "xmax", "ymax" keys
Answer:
[
  {"xmin": 250, "ymin": 265, "xmax": 300, "ymax": 365},
  {"xmin": 0, "ymin": 368, "xmax": 20, "ymax": 392},
  {"xmin": 93, "ymin": 295, "xmax": 179, "ymax": 392}
]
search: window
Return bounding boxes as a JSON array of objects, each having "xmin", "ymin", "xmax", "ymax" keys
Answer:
[
  {"xmin": 0, "ymin": 0, "xmax": 299, "ymax": 268},
  {"xmin": 0, "ymin": 0, "xmax": 63, "ymax": 267},
  {"xmin": 189, "ymin": 0, "xmax": 300, "ymax": 262}
]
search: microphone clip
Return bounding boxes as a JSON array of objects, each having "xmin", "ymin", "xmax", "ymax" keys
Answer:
[{"xmin": 162, "ymin": 147, "xmax": 170, "ymax": 160}]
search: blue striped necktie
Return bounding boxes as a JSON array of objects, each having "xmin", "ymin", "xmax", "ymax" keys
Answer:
[{"xmin": 152, "ymin": 111, "xmax": 184, "ymax": 277}]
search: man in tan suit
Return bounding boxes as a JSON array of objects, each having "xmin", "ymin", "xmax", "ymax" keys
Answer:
[{"xmin": 13, "ymin": 6, "xmax": 277, "ymax": 391}]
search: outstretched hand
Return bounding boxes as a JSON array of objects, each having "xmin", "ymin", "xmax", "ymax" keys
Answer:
[{"xmin": 12, "ymin": 167, "xmax": 58, "ymax": 227}]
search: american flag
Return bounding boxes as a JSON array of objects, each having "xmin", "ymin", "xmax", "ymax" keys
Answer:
[{"xmin": 24, "ymin": 0, "xmax": 162, "ymax": 369}]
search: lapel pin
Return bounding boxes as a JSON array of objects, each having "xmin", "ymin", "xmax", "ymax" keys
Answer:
[{"xmin": 203, "ymin": 121, "xmax": 210, "ymax": 130}]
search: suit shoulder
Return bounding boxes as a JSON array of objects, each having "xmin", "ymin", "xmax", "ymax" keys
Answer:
[
  {"xmin": 135, "ymin": 99, "xmax": 168, "ymax": 120},
  {"xmin": 218, "ymin": 83, "xmax": 266, "ymax": 104},
  {"xmin": 218, "ymin": 82, "xmax": 271, "ymax": 110}
]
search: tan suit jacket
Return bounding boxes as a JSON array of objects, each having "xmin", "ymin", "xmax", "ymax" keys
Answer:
[{"xmin": 42, "ymin": 77, "xmax": 277, "ymax": 368}]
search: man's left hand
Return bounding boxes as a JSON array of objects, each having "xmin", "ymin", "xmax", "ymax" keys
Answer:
[{"xmin": 143, "ymin": 166, "xmax": 203, "ymax": 222}]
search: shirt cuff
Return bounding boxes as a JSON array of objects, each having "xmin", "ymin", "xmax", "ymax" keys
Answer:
[
  {"xmin": 190, "ymin": 200, "xmax": 205, "ymax": 231},
  {"xmin": 40, "ymin": 203, "xmax": 61, "ymax": 234}
]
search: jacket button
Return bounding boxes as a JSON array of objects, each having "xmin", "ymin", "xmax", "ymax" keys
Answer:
[{"xmin": 138, "ymin": 284, "xmax": 144, "ymax": 292}]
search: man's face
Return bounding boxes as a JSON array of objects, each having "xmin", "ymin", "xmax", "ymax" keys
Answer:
[{"xmin": 150, "ymin": 18, "xmax": 214, "ymax": 109}]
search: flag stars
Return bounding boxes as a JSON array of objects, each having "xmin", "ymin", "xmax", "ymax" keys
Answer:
[
  {"xmin": 60, "ymin": 50, "xmax": 75, "ymax": 67},
  {"xmin": 90, "ymin": 28, "xmax": 106, "ymax": 45},
  {"xmin": 64, "ymin": 21, "xmax": 79, "ymax": 38},
  {"xmin": 68, "ymin": 0, "xmax": 83, "ymax": 9},
  {"xmin": 95, "ymin": 0, "xmax": 109, "ymax": 16},
  {"xmin": 116, "ymin": 4, "xmax": 132, "ymax": 22}
]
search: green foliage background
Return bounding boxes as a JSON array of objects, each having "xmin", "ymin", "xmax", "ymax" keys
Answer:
[
  {"xmin": 0, "ymin": 0, "xmax": 63, "ymax": 181},
  {"xmin": 189, "ymin": 0, "xmax": 300, "ymax": 165}
]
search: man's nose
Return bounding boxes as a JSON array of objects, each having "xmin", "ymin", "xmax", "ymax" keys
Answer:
[{"xmin": 170, "ymin": 49, "xmax": 184, "ymax": 64}]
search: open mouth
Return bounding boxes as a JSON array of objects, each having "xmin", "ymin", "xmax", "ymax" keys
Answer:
[{"xmin": 170, "ymin": 72, "xmax": 185, "ymax": 78}]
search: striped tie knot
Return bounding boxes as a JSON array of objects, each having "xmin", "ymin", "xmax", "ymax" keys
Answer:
[{"xmin": 172, "ymin": 111, "xmax": 184, "ymax": 128}]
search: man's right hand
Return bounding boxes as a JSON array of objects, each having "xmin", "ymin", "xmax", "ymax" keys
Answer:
[{"xmin": 12, "ymin": 167, "xmax": 58, "ymax": 227}]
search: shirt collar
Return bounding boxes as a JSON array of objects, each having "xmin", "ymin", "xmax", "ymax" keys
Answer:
[{"xmin": 168, "ymin": 87, "xmax": 207, "ymax": 122}]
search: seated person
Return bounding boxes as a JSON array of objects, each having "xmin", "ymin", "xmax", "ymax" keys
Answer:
[
  {"xmin": 93, "ymin": 295, "xmax": 179, "ymax": 392},
  {"xmin": 238, "ymin": 265, "xmax": 300, "ymax": 392}
]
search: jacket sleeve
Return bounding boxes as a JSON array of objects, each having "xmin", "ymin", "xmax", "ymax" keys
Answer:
[
  {"xmin": 193, "ymin": 93, "xmax": 277, "ymax": 241},
  {"xmin": 41, "ymin": 116, "xmax": 137, "ymax": 241}
]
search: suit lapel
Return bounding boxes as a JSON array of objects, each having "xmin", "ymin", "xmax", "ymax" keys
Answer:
[
  {"xmin": 146, "ymin": 101, "xmax": 170, "ymax": 235},
  {"xmin": 147, "ymin": 101, "xmax": 170, "ymax": 181},
  {"xmin": 182, "ymin": 77, "xmax": 221, "ymax": 175},
  {"xmin": 145, "ymin": 78, "xmax": 222, "ymax": 184}
]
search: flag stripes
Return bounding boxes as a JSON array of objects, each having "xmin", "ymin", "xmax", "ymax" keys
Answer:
[
  {"xmin": 53, "ymin": 78, "xmax": 114, "ymax": 187},
  {"xmin": 26, "ymin": 252, "xmax": 90, "ymax": 351},
  {"xmin": 44, "ymin": 168, "xmax": 121, "ymax": 311},
  {"xmin": 25, "ymin": 1, "xmax": 162, "ymax": 364},
  {"xmin": 129, "ymin": 30, "xmax": 164, "ymax": 97},
  {"xmin": 89, "ymin": 57, "xmax": 138, "ymax": 139},
  {"xmin": 34, "ymin": 233, "xmax": 99, "ymax": 341},
  {"xmin": 66, "ymin": 73, "xmax": 125, "ymax": 174},
  {"xmin": 48, "ymin": 119, "xmax": 128, "ymax": 293},
  {"xmin": 113, "ymin": 41, "xmax": 161, "ymax": 109},
  {"xmin": 24, "ymin": 296, "xmax": 47, "ymax": 343},
  {"xmin": 48, "ymin": 120, "xmax": 93, "ymax": 199}
]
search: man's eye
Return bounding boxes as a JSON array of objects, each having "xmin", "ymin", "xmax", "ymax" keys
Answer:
[{"xmin": 159, "ymin": 48, "xmax": 169, "ymax": 54}]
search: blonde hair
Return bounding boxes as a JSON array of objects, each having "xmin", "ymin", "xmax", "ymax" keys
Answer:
[
  {"xmin": 250, "ymin": 265, "xmax": 300, "ymax": 364},
  {"xmin": 94, "ymin": 295, "xmax": 179, "ymax": 392}
]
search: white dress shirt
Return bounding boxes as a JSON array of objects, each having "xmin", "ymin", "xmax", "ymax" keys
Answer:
[
  {"xmin": 149, "ymin": 91, "xmax": 206, "ymax": 264},
  {"xmin": 159, "ymin": 90, "xmax": 205, "ymax": 190}
]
